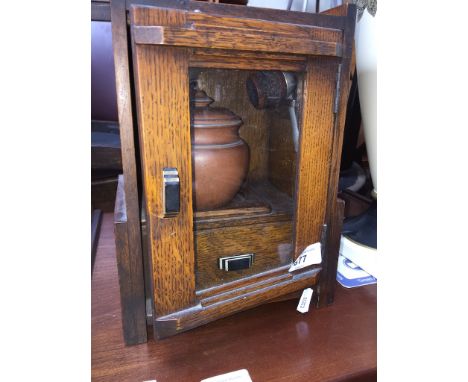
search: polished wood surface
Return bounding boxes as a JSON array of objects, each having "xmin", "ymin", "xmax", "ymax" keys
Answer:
[
  {"xmin": 198, "ymin": 69, "xmax": 270, "ymax": 183},
  {"xmin": 319, "ymin": 198, "xmax": 345, "ymax": 306},
  {"xmin": 111, "ymin": 0, "xmax": 147, "ymax": 344},
  {"xmin": 92, "ymin": 213, "xmax": 377, "ymax": 381},
  {"xmin": 320, "ymin": 6, "xmax": 356, "ymax": 307},
  {"xmin": 195, "ymin": 220, "xmax": 292, "ymax": 289},
  {"xmin": 130, "ymin": 6, "xmax": 343, "ymax": 57},
  {"xmin": 115, "ymin": 0, "xmax": 357, "ymax": 340},
  {"xmin": 114, "ymin": 176, "xmax": 148, "ymax": 344},
  {"xmin": 128, "ymin": 0, "xmax": 347, "ymax": 30},
  {"xmin": 191, "ymin": 49, "xmax": 307, "ymax": 71},
  {"xmin": 132, "ymin": 25, "xmax": 342, "ymax": 57},
  {"xmin": 186, "ymin": 11, "xmax": 342, "ymax": 43},
  {"xmin": 193, "ymin": 182, "xmax": 295, "ymax": 290},
  {"xmin": 293, "ymin": 57, "xmax": 337, "ymax": 258},
  {"xmin": 132, "ymin": 41, "xmax": 196, "ymax": 317},
  {"xmin": 268, "ymin": 106, "xmax": 296, "ymax": 197}
]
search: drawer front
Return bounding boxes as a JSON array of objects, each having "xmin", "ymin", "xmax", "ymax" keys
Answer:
[{"xmin": 195, "ymin": 221, "xmax": 293, "ymax": 290}]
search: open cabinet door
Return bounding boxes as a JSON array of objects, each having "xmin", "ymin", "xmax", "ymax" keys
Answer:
[{"xmin": 113, "ymin": 0, "xmax": 356, "ymax": 342}]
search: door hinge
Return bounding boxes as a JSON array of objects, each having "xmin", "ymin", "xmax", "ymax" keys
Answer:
[
  {"xmin": 333, "ymin": 64, "xmax": 343, "ymax": 114},
  {"xmin": 320, "ymin": 223, "xmax": 329, "ymax": 256}
]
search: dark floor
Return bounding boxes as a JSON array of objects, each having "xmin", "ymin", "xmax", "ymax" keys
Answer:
[{"xmin": 92, "ymin": 213, "xmax": 377, "ymax": 382}]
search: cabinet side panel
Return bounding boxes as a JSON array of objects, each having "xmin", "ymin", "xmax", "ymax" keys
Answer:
[
  {"xmin": 111, "ymin": 0, "xmax": 147, "ymax": 345},
  {"xmin": 132, "ymin": 43, "xmax": 195, "ymax": 317},
  {"xmin": 320, "ymin": 5, "xmax": 357, "ymax": 305},
  {"xmin": 294, "ymin": 58, "xmax": 338, "ymax": 256}
]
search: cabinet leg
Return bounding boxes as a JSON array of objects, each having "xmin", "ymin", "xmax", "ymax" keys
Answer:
[
  {"xmin": 114, "ymin": 218, "xmax": 148, "ymax": 345},
  {"xmin": 114, "ymin": 176, "xmax": 147, "ymax": 345},
  {"xmin": 325, "ymin": 198, "xmax": 345, "ymax": 305}
]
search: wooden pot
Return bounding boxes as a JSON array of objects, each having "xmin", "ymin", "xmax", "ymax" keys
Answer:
[{"xmin": 192, "ymin": 90, "xmax": 249, "ymax": 211}]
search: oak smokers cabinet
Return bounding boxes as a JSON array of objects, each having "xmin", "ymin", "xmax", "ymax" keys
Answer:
[{"xmin": 111, "ymin": 0, "xmax": 356, "ymax": 345}]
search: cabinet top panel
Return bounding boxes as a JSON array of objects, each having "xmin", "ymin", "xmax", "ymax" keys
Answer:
[{"xmin": 129, "ymin": 1, "xmax": 350, "ymax": 57}]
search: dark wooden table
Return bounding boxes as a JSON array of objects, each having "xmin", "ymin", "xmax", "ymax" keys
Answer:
[{"xmin": 92, "ymin": 213, "xmax": 376, "ymax": 382}]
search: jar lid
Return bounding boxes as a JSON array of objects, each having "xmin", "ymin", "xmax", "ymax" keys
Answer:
[{"xmin": 192, "ymin": 90, "xmax": 242, "ymax": 129}]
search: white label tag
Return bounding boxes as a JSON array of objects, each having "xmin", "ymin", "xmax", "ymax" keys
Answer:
[
  {"xmin": 288, "ymin": 242, "xmax": 322, "ymax": 272},
  {"xmin": 201, "ymin": 369, "xmax": 252, "ymax": 382},
  {"xmin": 297, "ymin": 288, "xmax": 313, "ymax": 313}
]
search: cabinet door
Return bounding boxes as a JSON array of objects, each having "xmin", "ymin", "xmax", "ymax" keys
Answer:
[{"xmin": 130, "ymin": 3, "xmax": 352, "ymax": 338}]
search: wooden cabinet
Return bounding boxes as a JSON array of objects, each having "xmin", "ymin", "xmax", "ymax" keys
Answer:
[{"xmin": 111, "ymin": 0, "xmax": 356, "ymax": 344}]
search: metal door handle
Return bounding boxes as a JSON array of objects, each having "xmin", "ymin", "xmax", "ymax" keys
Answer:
[
  {"xmin": 218, "ymin": 254, "xmax": 255, "ymax": 271},
  {"xmin": 162, "ymin": 168, "xmax": 180, "ymax": 217}
]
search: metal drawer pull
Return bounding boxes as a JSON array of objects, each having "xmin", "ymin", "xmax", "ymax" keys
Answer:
[
  {"xmin": 162, "ymin": 167, "xmax": 180, "ymax": 217},
  {"xmin": 218, "ymin": 254, "xmax": 255, "ymax": 271}
]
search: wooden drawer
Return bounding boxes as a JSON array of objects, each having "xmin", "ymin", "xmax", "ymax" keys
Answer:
[{"xmin": 195, "ymin": 220, "xmax": 293, "ymax": 290}]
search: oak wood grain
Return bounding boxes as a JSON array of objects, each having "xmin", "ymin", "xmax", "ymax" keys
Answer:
[
  {"xmin": 191, "ymin": 48, "xmax": 307, "ymax": 72},
  {"xmin": 197, "ymin": 263, "xmax": 292, "ymax": 299},
  {"xmin": 155, "ymin": 267, "xmax": 321, "ymax": 338},
  {"xmin": 200, "ymin": 269, "xmax": 294, "ymax": 307},
  {"xmin": 110, "ymin": 0, "xmax": 147, "ymax": 345},
  {"xmin": 324, "ymin": 4, "xmax": 357, "ymax": 224},
  {"xmin": 113, "ymin": 176, "xmax": 147, "ymax": 344},
  {"xmin": 321, "ymin": 4, "xmax": 357, "ymax": 305},
  {"xmin": 324, "ymin": 198, "xmax": 345, "ymax": 305},
  {"xmin": 128, "ymin": 0, "xmax": 347, "ymax": 30},
  {"xmin": 148, "ymin": 7, "xmax": 344, "ymax": 58},
  {"xmin": 132, "ymin": 25, "xmax": 342, "ymax": 57},
  {"xmin": 139, "ymin": 181, "xmax": 293, "ymax": 232},
  {"xmin": 92, "ymin": 213, "xmax": 377, "ymax": 382},
  {"xmin": 187, "ymin": 11, "xmax": 342, "ymax": 43},
  {"xmin": 194, "ymin": 181, "xmax": 294, "ymax": 230},
  {"xmin": 268, "ymin": 105, "xmax": 297, "ymax": 197},
  {"xmin": 294, "ymin": 57, "xmax": 338, "ymax": 258},
  {"xmin": 131, "ymin": 5, "xmax": 196, "ymax": 318},
  {"xmin": 195, "ymin": 220, "xmax": 293, "ymax": 289},
  {"xmin": 194, "ymin": 202, "xmax": 270, "ymax": 219},
  {"xmin": 124, "ymin": 1, "xmax": 358, "ymax": 339},
  {"xmin": 190, "ymin": 55, "xmax": 306, "ymax": 72}
]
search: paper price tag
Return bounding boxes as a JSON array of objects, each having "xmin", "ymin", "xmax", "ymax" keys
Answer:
[
  {"xmin": 288, "ymin": 242, "xmax": 322, "ymax": 272},
  {"xmin": 297, "ymin": 288, "xmax": 313, "ymax": 313},
  {"xmin": 201, "ymin": 369, "xmax": 252, "ymax": 382}
]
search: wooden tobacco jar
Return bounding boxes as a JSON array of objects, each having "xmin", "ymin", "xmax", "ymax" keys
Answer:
[
  {"xmin": 191, "ymin": 89, "xmax": 249, "ymax": 211},
  {"xmin": 111, "ymin": 0, "xmax": 356, "ymax": 345}
]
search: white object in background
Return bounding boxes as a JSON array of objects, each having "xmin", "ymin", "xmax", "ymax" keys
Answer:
[
  {"xmin": 247, "ymin": 0, "xmax": 342, "ymax": 13},
  {"xmin": 297, "ymin": 288, "xmax": 313, "ymax": 313},
  {"xmin": 247, "ymin": 0, "xmax": 291, "ymax": 10},
  {"xmin": 336, "ymin": 254, "xmax": 376, "ymax": 288},
  {"xmin": 339, "ymin": 236, "xmax": 377, "ymax": 278},
  {"xmin": 355, "ymin": 7, "xmax": 377, "ymax": 196},
  {"xmin": 201, "ymin": 369, "xmax": 253, "ymax": 382},
  {"xmin": 288, "ymin": 242, "xmax": 322, "ymax": 272}
]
